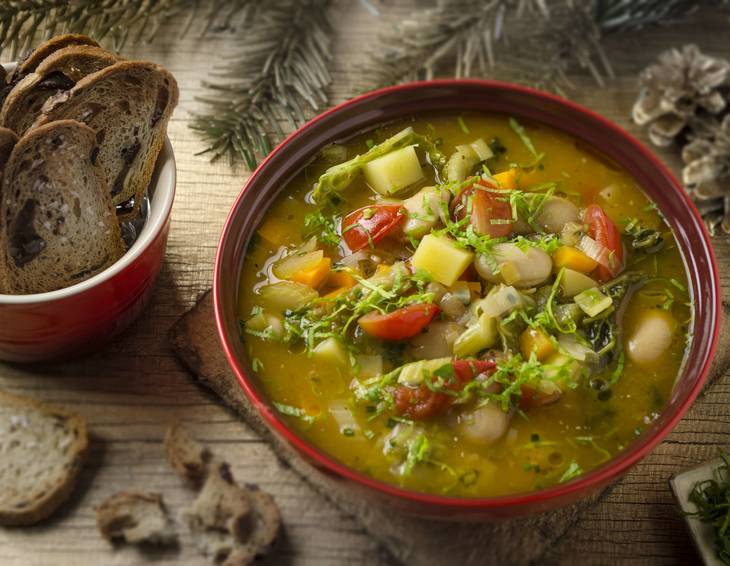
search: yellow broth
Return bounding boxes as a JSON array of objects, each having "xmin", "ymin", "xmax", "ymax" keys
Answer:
[{"xmin": 238, "ymin": 113, "xmax": 691, "ymax": 497}]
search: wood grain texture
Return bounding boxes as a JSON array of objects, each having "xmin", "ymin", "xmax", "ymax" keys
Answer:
[{"xmin": 0, "ymin": 2, "xmax": 728, "ymax": 565}]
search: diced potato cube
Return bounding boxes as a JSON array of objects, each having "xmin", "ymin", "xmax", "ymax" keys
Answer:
[
  {"xmin": 574, "ymin": 288, "xmax": 613, "ymax": 317},
  {"xmin": 411, "ymin": 234, "xmax": 474, "ymax": 286},
  {"xmin": 561, "ymin": 268, "xmax": 598, "ymax": 297},
  {"xmin": 363, "ymin": 145, "xmax": 424, "ymax": 195},
  {"xmin": 312, "ymin": 337, "xmax": 349, "ymax": 366}
]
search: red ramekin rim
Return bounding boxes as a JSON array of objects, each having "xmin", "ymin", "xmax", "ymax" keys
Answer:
[{"xmin": 214, "ymin": 79, "xmax": 721, "ymax": 511}]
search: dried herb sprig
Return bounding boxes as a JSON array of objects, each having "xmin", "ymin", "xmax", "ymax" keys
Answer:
[{"xmin": 190, "ymin": 0, "xmax": 334, "ymax": 168}]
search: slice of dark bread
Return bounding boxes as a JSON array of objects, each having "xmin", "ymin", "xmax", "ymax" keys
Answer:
[
  {"xmin": 0, "ymin": 390, "xmax": 89, "ymax": 525},
  {"xmin": 1, "ymin": 45, "xmax": 119, "ymax": 135},
  {"xmin": 1, "ymin": 119, "xmax": 125, "ymax": 294},
  {"xmin": 35, "ymin": 60, "xmax": 179, "ymax": 215},
  {"xmin": 0, "ymin": 127, "xmax": 18, "ymax": 293},
  {"xmin": 2, "ymin": 34, "xmax": 100, "ymax": 107},
  {"xmin": 96, "ymin": 491, "xmax": 177, "ymax": 545}
]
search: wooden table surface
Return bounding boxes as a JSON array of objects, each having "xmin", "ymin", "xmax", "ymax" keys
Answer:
[{"xmin": 1, "ymin": 2, "xmax": 729, "ymax": 565}]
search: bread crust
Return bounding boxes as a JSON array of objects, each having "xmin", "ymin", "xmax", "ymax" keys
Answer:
[
  {"xmin": 16, "ymin": 34, "xmax": 100, "ymax": 76},
  {"xmin": 1, "ymin": 45, "xmax": 118, "ymax": 135},
  {"xmin": 0, "ymin": 390, "xmax": 89, "ymax": 525},
  {"xmin": 35, "ymin": 60, "xmax": 179, "ymax": 217}
]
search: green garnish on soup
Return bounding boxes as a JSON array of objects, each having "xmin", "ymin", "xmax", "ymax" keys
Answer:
[{"xmin": 239, "ymin": 113, "xmax": 692, "ymax": 497}]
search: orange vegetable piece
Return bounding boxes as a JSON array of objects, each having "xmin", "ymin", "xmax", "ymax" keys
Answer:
[
  {"xmin": 493, "ymin": 168, "xmax": 518, "ymax": 190},
  {"xmin": 327, "ymin": 270, "xmax": 357, "ymax": 289},
  {"xmin": 553, "ymin": 246, "xmax": 598, "ymax": 273},
  {"xmin": 290, "ymin": 257, "xmax": 331, "ymax": 288},
  {"xmin": 520, "ymin": 327, "xmax": 556, "ymax": 361}
]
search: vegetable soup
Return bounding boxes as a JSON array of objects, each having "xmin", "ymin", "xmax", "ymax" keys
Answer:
[{"xmin": 238, "ymin": 113, "xmax": 691, "ymax": 497}]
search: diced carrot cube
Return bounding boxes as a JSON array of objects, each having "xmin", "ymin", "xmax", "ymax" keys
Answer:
[
  {"xmin": 520, "ymin": 327, "xmax": 556, "ymax": 361},
  {"xmin": 493, "ymin": 168, "xmax": 518, "ymax": 190},
  {"xmin": 290, "ymin": 257, "xmax": 331, "ymax": 288},
  {"xmin": 553, "ymin": 246, "xmax": 598, "ymax": 273}
]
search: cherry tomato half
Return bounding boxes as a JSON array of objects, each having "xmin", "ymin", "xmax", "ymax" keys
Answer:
[
  {"xmin": 341, "ymin": 204, "xmax": 405, "ymax": 252},
  {"xmin": 394, "ymin": 359, "xmax": 496, "ymax": 420},
  {"xmin": 584, "ymin": 204, "xmax": 623, "ymax": 281},
  {"xmin": 450, "ymin": 180, "xmax": 512, "ymax": 238},
  {"xmin": 358, "ymin": 303, "xmax": 439, "ymax": 341}
]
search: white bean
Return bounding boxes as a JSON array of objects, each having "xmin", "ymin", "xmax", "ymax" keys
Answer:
[
  {"xmin": 626, "ymin": 309, "xmax": 677, "ymax": 367},
  {"xmin": 474, "ymin": 243, "xmax": 552, "ymax": 288},
  {"xmin": 408, "ymin": 322, "xmax": 464, "ymax": 359},
  {"xmin": 459, "ymin": 403, "xmax": 512, "ymax": 446},
  {"xmin": 535, "ymin": 197, "xmax": 580, "ymax": 234}
]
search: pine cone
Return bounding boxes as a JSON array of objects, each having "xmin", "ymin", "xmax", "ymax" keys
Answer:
[
  {"xmin": 632, "ymin": 44, "xmax": 730, "ymax": 147},
  {"xmin": 682, "ymin": 114, "xmax": 730, "ymax": 234}
]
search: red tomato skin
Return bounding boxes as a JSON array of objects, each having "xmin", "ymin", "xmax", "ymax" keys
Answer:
[
  {"xmin": 518, "ymin": 385, "xmax": 561, "ymax": 411},
  {"xmin": 584, "ymin": 204, "xmax": 623, "ymax": 281},
  {"xmin": 358, "ymin": 303, "xmax": 439, "ymax": 341},
  {"xmin": 394, "ymin": 359, "xmax": 496, "ymax": 420},
  {"xmin": 450, "ymin": 180, "xmax": 512, "ymax": 238},
  {"xmin": 341, "ymin": 204, "xmax": 404, "ymax": 252}
]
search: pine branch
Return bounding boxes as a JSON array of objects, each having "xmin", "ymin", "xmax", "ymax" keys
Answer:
[
  {"xmin": 190, "ymin": 0, "xmax": 334, "ymax": 169},
  {"xmin": 595, "ymin": 0, "xmax": 728, "ymax": 32},
  {"xmin": 0, "ymin": 0, "xmax": 256, "ymax": 56},
  {"xmin": 362, "ymin": 0, "xmax": 729, "ymax": 94},
  {"xmin": 361, "ymin": 0, "xmax": 550, "ymax": 87}
]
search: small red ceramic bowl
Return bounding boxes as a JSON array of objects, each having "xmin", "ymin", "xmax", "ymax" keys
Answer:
[
  {"xmin": 0, "ymin": 138, "xmax": 175, "ymax": 363},
  {"xmin": 214, "ymin": 80, "xmax": 721, "ymax": 519}
]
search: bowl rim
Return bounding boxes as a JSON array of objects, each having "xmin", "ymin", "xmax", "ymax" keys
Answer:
[
  {"xmin": 0, "ymin": 138, "xmax": 176, "ymax": 304},
  {"xmin": 214, "ymin": 78, "xmax": 721, "ymax": 510}
]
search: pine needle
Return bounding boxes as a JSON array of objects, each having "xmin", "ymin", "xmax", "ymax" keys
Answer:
[
  {"xmin": 361, "ymin": 0, "xmax": 728, "ymax": 93},
  {"xmin": 361, "ymin": 0, "xmax": 550, "ymax": 87},
  {"xmin": 190, "ymin": 0, "xmax": 333, "ymax": 169},
  {"xmin": 0, "ymin": 1, "xmax": 255, "ymax": 56}
]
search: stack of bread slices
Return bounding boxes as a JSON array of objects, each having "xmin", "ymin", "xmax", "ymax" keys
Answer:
[{"xmin": 0, "ymin": 34, "xmax": 178, "ymax": 295}]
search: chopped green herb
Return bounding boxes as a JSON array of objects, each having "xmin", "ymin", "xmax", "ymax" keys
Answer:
[
  {"xmin": 559, "ymin": 460, "xmax": 583, "ymax": 483},
  {"xmin": 457, "ymin": 116, "xmax": 470, "ymax": 135},
  {"xmin": 509, "ymin": 117, "xmax": 544, "ymax": 166},
  {"xmin": 686, "ymin": 452, "xmax": 730, "ymax": 565},
  {"xmin": 273, "ymin": 402, "xmax": 316, "ymax": 424},
  {"xmin": 251, "ymin": 357, "xmax": 264, "ymax": 372}
]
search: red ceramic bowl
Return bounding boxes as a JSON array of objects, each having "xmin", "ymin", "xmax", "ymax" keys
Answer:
[
  {"xmin": 214, "ymin": 80, "xmax": 721, "ymax": 519},
  {"xmin": 0, "ymin": 139, "xmax": 175, "ymax": 362}
]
